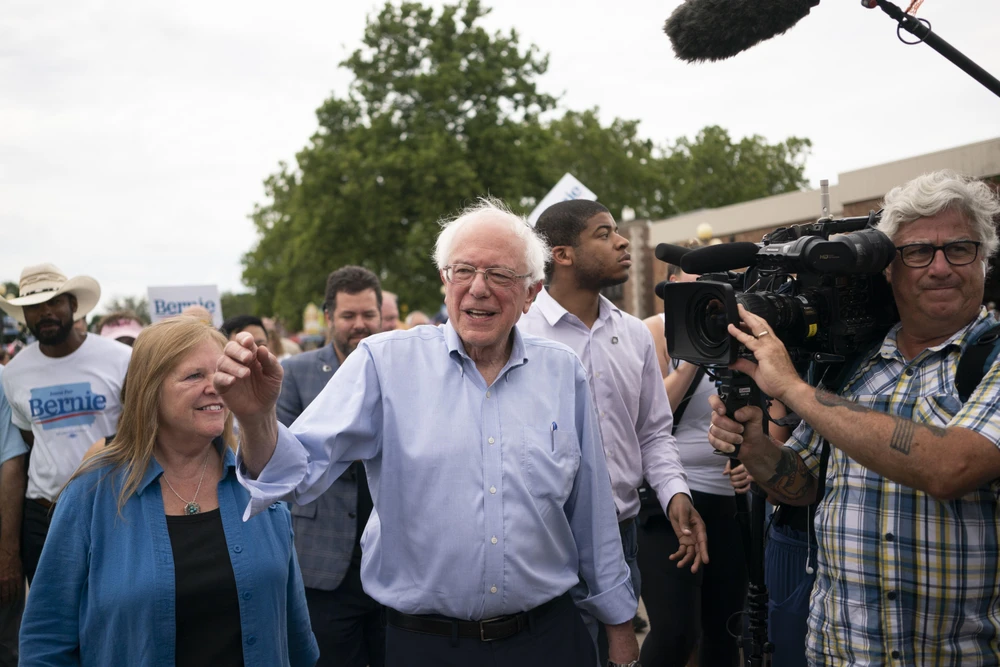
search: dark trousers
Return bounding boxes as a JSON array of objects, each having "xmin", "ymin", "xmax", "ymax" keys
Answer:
[
  {"xmin": 21, "ymin": 499, "xmax": 52, "ymax": 586},
  {"xmin": 384, "ymin": 594, "xmax": 595, "ymax": 667},
  {"xmin": 764, "ymin": 524, "xmax": 815, "ymax": 667},
  {"xmin": 637, "ymin": 490, "xmax": 748, "ymax": 667},
  {"xmin": 305, "ymin": 562, "xmax": 385, "ymax": 667}
]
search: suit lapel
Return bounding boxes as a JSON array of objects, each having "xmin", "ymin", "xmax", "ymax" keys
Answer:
[{"xmin": 316, "ymin": 344, "xmax": 340, "ymax": 376}]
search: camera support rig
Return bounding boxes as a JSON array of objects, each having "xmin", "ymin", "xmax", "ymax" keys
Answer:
[{"xmin": 716, "ymin": 369, "xmax": 774, "ymax": 667}]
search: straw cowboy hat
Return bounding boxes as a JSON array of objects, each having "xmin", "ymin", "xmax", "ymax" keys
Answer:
[{"xmin": 0, "ymin": 263, "xmax": 101, "ymax": 325}]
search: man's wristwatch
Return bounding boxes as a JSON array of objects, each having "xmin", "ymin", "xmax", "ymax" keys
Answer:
[{"xmin": 607, "ymin": 661, "xmax": 641, "ymax": 667}]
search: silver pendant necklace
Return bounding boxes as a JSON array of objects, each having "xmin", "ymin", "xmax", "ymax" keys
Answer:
[{"xmin": 162, "ymin": 448, "xmax": 211, "ymax": 515}]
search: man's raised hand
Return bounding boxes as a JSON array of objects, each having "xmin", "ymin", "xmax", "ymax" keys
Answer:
[{"xmin": 214, "ymin": 332, "xmax": 283, "ymax": 420}]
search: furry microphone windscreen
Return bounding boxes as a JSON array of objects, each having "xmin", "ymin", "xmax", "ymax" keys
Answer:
[{"xmin": 665, "ymin": 0, "xmax": 821, "ymax": 63}]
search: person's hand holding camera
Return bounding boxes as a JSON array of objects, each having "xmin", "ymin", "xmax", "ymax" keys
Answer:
[
  {"xmin": 708, "ymin": 304, "xmax": 806, "ymax": 466},
  {"xmin": 707, "ymin": 394, "xmax": 771, "ymax": 464},
  {"xmin": 725, "ymin": 304, "xmax": 807, "ymax": 405}
]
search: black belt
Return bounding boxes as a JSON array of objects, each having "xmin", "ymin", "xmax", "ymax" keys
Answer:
[
  {"xmin": 28, "ymin": 497, "xmax": 54, "ymax": 510},
  {"xmin": 386, "ymin": 593, "xmax": 565, "ymax": 641}
]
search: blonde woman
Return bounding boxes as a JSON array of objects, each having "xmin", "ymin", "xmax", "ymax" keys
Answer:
[{"xmin": 20, "ymin": 317, "xmax": 318, "ymax": 667}]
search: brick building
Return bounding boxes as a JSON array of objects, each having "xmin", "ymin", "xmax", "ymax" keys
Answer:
[{"xmin": 611, "ymin": 137, "xmax": 1000, "ymax": 318}]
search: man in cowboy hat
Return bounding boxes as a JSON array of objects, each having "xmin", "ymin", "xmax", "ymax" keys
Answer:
[{"xmin": 0, "ymin": 263, "xmax": 131, "ymax": 584}]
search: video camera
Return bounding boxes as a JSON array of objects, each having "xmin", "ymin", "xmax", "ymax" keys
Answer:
[{"xmin": 656, "ymin": 210, "xmax": 899, "ymax": 370}]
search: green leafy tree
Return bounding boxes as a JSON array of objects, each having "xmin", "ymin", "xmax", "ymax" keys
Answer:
[
  {"xmin": 537, "ymin": 109, "xmax": 669, "ymax": 221},
  {"xmin": 536, "ymin": 117, "xmax": 810, "ymax": 220},
  {"xmin": 662, "ymin": 125, "xmax": 811, "ymax": 214},
  {"xmin": 244, "ymin": 0, "xmax": 556, "ymax": 327},
  {"xmin": 220, "ymin": 292, "xmax": 258, "ymax": 319},
  {"xmin": 243, "ymin": 1, "xmax": 812, "ymax": 329}
]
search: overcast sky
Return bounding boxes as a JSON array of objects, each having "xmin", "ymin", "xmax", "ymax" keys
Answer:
[{"xmin": 3, "ymin": 0, "xmax": 998, "ymax": 314}]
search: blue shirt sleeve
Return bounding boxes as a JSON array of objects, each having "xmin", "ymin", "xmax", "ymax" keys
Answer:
[
  {"xmin": 0, "ymin": 370, "xmax": 28, "ymax": 467},
  {"xmin": 565, "ymin": 365, "xmax": 639, "ymax": 625},
  {"xmin": 284, "ymin": 517, "xmax": 320, "ymax": 667},
  {"xmin": 239, "ymin": 346, "xmax": 383, "ymax": 519},
  {"xmin": 18, "ymin": 473, "xmax": 92, "ymax": 665}
]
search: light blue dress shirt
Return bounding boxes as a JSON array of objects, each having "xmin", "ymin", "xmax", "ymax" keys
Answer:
[
  {"xmin": 19, "ymin": 445, "xmax": 319, "ymax": 667},
  {"xmin": 519, "ymin": 288, "xmax": 689, "ymax": 519},
  {"xmin": 0, "ymin": 367, "xmax": 28, "ymax": 467},
  {"xmin": 238, "ymin": 322, "xmax": 637, "ymax": 625}
]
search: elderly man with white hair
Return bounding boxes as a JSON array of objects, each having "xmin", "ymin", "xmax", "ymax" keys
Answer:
[{"xmin": 217, "ymin": 199, "xmax": 640, "ymax": 667}]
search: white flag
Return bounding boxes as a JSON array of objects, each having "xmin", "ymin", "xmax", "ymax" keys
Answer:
[{"xmin": 527, "ymin": 173, "xmax": 598, "ymax": 227}]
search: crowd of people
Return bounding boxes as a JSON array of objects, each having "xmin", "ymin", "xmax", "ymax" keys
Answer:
[{"xmin": 0, "ymin": 168, "xmax": 998, "ymax": 667}]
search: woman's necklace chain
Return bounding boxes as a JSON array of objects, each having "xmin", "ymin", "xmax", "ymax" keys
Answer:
[{"xmin": 162, "ymin": 448, "xmax": 211, "ymax": 515}]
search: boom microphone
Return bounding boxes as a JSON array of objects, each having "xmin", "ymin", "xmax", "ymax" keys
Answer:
[
  {"xmin": 654, "ymin": 243, "xmax": 691, "ymax": 266},
  {"xmin": 680, "ymin": 242, "xmax": 760, "ymax": 274},
  {"xmin": 665, "ymin": 0, "xmax": 820, "ymax": 63}
]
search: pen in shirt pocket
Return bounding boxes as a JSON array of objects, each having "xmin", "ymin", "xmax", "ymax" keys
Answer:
[{"xmin": 550, "ymin": 421, "xmax": 557, "ymax": 451}]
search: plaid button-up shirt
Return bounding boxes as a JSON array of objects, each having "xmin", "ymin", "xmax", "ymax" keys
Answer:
[{"xmin": 787, "ymin": 308, "xmax": 1000, "ymax": 666}]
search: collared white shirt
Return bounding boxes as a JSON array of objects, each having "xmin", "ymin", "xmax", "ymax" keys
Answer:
[{"xmin": 518, "ymin": 287, "xmax": 689, "ymax": 520}]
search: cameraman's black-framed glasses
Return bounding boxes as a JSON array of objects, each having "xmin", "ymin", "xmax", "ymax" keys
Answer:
[{"xmin": 894, "ymin": 241, "xmax": 981, "ymax": 268}]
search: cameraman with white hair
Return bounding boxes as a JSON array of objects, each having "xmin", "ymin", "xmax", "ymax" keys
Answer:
[{"xmin": 708, "ymin": 170, "xmax": 1000, "ymax": 665}]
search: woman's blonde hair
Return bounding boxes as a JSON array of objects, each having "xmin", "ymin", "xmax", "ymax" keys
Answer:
[{"xmin": 66, "ymin": 316, "xmax": 235, "ymax": 513}]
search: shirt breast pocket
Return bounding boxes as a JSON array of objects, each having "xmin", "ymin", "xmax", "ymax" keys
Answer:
[{"xmin": 521, "ymin": 425, "xmax": 581, "ymax": 503}]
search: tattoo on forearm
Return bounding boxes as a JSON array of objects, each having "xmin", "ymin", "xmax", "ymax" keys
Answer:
[
  {"xmin": 889, "ymin": 419, "xmax": 915, "ymax": 455},
  {"xmin": 765, "ymin": 448, "xmax": 816, "ymax": 502},
  {"xmin": 815, "ymin": 389, "xmax": 868, "ymax": 414},
  {"xmin": 815, "ymin": 388, "xmax": 951, "ymax": 463},
  {"xmin": 767, "ymin": 448, "xmax": 797, "ymax": 485}
]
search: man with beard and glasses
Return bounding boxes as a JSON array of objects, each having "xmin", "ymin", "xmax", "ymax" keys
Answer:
[
  {"xmin": 0, "ymin": 264, "xmax": 131, "ymax": 584},
  {"xmin": 276, "ymin": 265, "xmax": 385, "ymax": 667},
  {"xmin": 519, "ymin": 200, "xmax": 708, "ymax": 667}
]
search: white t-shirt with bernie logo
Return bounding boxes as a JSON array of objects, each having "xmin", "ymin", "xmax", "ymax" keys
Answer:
[{"xmin": 2, "ymin": 334, "xmax": 131, "ymax": 502}]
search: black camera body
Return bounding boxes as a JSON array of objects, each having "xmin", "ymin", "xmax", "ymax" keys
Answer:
[{"xmin": 658, "ymin": 213, "xmax": 899, "ymax": 368}]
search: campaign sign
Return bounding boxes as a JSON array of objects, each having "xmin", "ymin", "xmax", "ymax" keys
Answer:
[
  {"xmin": 527, "ymin": 173, "xmax": 598, "ymax": 227},
  {"xmin": 148, "ymin": 285, "xmax": 223, "ymax": 327}
]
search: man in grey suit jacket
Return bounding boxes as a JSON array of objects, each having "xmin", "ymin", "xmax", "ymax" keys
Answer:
[{"xmin": 277, "ymin": 266, "xmax": 385, "ymax": 667}]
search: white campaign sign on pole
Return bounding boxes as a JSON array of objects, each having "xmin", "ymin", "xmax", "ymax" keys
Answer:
[
  {"xmin": 147, "ymin": 285, "xmax": 224, "ymax": 327},
  {"xmin": 527, "ymin": 173, "xmax": 598, "ymax": 227}
]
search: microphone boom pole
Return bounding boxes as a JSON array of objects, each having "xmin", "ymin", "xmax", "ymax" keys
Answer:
[{"xmin": 863, "ymin": 0, "xmax": 1000, "ymax": 99}]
